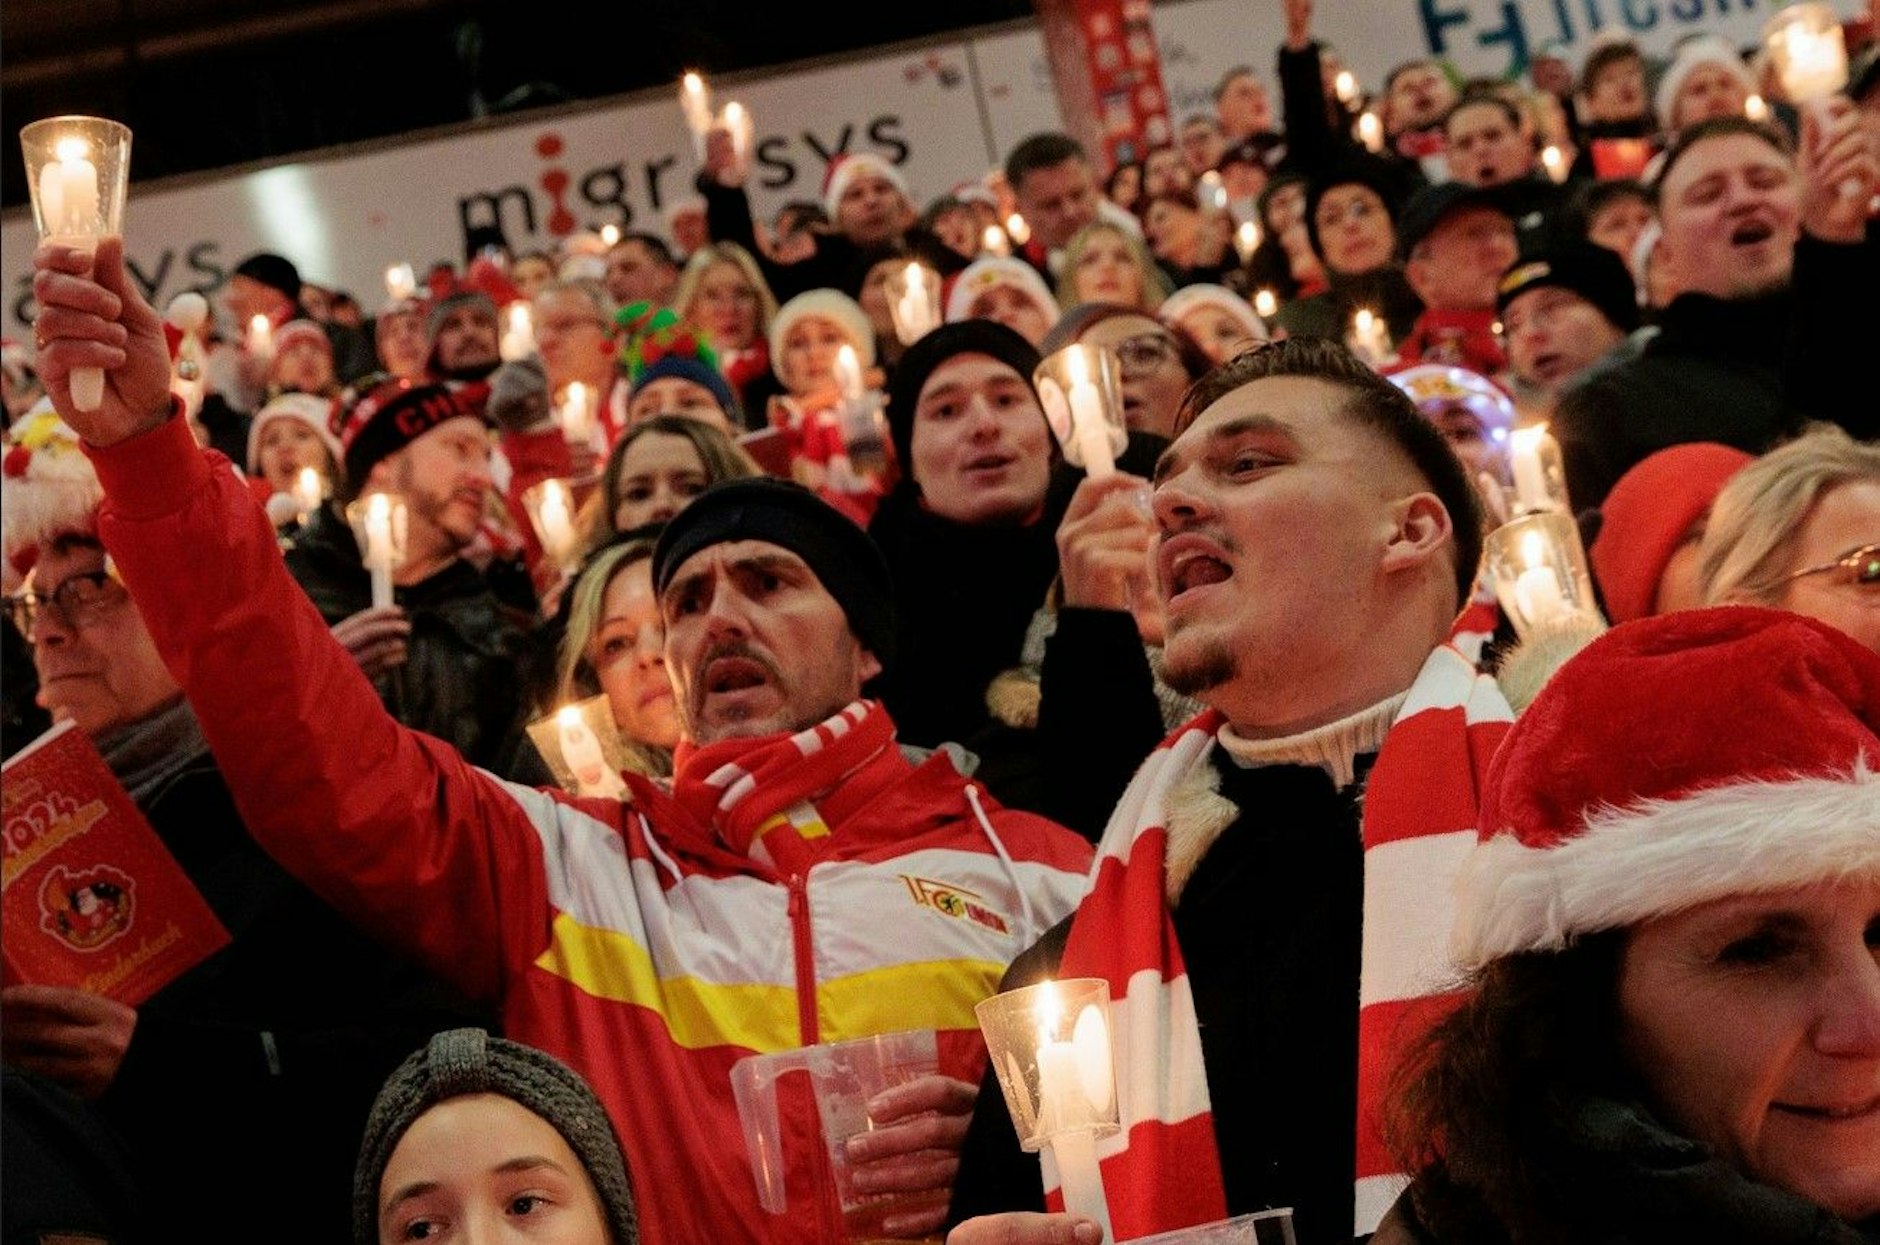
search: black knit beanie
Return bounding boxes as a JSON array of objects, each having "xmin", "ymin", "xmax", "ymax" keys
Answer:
[
  {"xmin": 233, "ymin": 252, "xmax": 302, "ymax": 305},
  {"xmin": 352, "ymin": 1029, "xmax": 637, "ymax": 1245},
  {"xmin": 1304, "ymin": 158, "xmax": 1409, "ymax": 273},
  {"xmin": 651, "ymin": 477, "xmax": 896, "ymax": 669},
  {"xmin": 884, "ymin": 319, "xmax": 1043, "ymax": 473}
]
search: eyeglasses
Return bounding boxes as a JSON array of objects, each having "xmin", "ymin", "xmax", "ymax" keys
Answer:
[
  {"xmin": 5, "ymin": 568, "xmax": 125, "ymax": 639},
  {"xmin": 1113, "ymin": 333, "xmax": 1181, "ymax": 377},
  {"xmin": 536, "ymin": 315, "xmax": 608, "ymax": 336},
  {"xmin": 1781, "ymin": 543, "xmax": 1880, "ymax": 588}
]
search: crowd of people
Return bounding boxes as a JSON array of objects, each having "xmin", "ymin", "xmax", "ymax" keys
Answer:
[{"xmin": 3, "ymin": 1, "xmax": 1878, "ymax": 1242}]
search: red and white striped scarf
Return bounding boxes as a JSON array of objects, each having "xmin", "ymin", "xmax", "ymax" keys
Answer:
[
  {"xmin": 1051, "ymin": 641, "xmax": 1513, "ymax": 1239},
  {"xmin": 671, "ymin": 700, "xmax": 895, "ymax": 875}
]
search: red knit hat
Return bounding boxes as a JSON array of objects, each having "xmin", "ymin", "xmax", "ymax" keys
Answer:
[
  {"xmin": 1590, "ymin": 442, "xmax": 1753, "ymax": 623},
  {"xmin": 822, "ymin": 152, "xmax": 910, "ymax": 218},
  {"xmin": 1453, "ymin": 607, "xmax": 1880, "ymax": 968}
]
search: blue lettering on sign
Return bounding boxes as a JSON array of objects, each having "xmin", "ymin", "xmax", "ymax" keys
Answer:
[
  {"xmin": 1621, "ymin": 0, "xmax": 1660, "ymax": 30},
  {"xmin": 1419, "ymin": 0, "xmax": 1472, "ymax": 55}
]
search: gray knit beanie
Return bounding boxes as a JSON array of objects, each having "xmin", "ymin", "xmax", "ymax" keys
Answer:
[{"xmin": 352, "ymin": 1029, "xmax": 638, "ymax": 1245}]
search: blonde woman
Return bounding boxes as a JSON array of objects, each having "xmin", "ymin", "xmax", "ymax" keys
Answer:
[
  {"xmin": 669, "ymin": 242, "xmax": 781, "ymax": 419},
  {"xmin": 1697, "ymin": 424, "xmax": 1880, "ymax": 655},
  {"xmin": 1054, "ymin": 219, "xmax": 1174, "ymax": 313},
  {"xmin": 552, "ymin": 535, "xmax": 679, "ymax": 779}
]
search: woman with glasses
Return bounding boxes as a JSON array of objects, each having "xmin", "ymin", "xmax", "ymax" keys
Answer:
[
  {"xmin": 669, "ymin": 243, "xmax": 782, "ymax": 427},
  {"xmin": 1271, "ymin": 161, "xmax": 1422, "ymax": 349},
  {"xmin": 1041, "ymin": 303, "xmax": 1214, "ymax": 444},
  {"xmin": 1698, "ymin": 425, "xmax": 1880, "ymax": 655}
]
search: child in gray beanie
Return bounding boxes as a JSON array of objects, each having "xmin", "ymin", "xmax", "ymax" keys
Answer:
[{"xmin": 353, "ymin": 1028, "xmax": 638, "ymax": 1244}]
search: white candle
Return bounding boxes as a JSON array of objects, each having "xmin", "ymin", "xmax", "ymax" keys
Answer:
[
  {"xmin": 292, "ymin": 466, "xmax": 324, "ymax": 520},
  {"xmin": 1066, "ymin": 347, "xmax": 1115, "ymax": 482},
  {"xmin": 535, "ymin": 479, "xmax": 579, "ymax": 571},
  {"xmin": 557, "ymin": 705, "xmax": 627, "ymax": 799},
  {"xmin": 1541, "ymin": 145, "xmax": 1567, "ymax": 183},
  {"xmin": 1508, "ymin": 425, "xmax": 1555, "ymax": 515},
  {"xmin": 384, "ymin": 263, "xmax": 417, "ymax": 303},
  {"xmin": 1335, "ymin": 70, "xmax": 1358, "ymax": 104},
  {"xmin": 834, "ymin": 344, "xmax": 864, "ymax": 404},
  {"xmin": 39, "ymin": 138, "xmax": 100, "ymax": 242},
  {"xmin": 1254, "ymin": 289, "xmax": 1278, "ymax": 319},
  {"xmin": 1745, "ymin": 93, "xmax": 1770, "ymax": 122},
  {"xmin": 363, "ymin": 492, "xmax": 398, "ymax": 609},
  {"xmin": 1512, "ymin": 531, "xmax": 1571, "ymax": 629},
  {"xmin": 1357, "ymin": 111, "xmax": 1385, "ymax": 153},
  {"xmin": 560, "ymin": 382, "xmax": 596, "ymax": 448},
  {"xmin": 1234, "ymin": 219, "xmax": 1261, "ymax": 264},
  {"xmin": 893, "ymin": 264, "xmax": 937, "ymax": 344},
  {"xmin": 247, "ymin": 314, "xmax": 274, "ymax": 359},
  {"xmin": 1350, "ymin": 308, "xmax": 1389, "ymax": 367},
  {"xmin": 1005, "ymin": 214, "xmax": 1031, "ymax": 246},
  {"xmin": 720, "ymin": 101, "xmax": 754, "ymax": 167},
  {"xmin": 680, "ymin": 72, "xmax": 714, "ymax": 139},
  {"xmin": 500, "ymin": 303, "xmax": 536, "ymax": 362},
  {"xmin": 1033, "ymin": 983, "xmax": 1115, "ymax": 1242}
]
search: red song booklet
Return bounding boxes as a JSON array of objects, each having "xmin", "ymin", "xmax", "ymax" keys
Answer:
[{"xmin": 3, "ymin": 719, "xmax": 231, "ymax": 1005}]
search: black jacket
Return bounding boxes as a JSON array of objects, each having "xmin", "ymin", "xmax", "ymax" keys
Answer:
[
  {"xmin": 283, "ymin": 504, "xmax": 534, "ymax": 769},
  {"xmin": 1554, "ymin": 234, "xmax": 1879, "ymax": 511}
]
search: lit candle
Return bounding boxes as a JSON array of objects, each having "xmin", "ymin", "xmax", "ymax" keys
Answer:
[
  {"xmin": 292, "ymin": 466, "xmax": 324, "ymax": 521},
  {"xmin": 559, "ymin": 381, "xmax": 599, "ymax": 451},
  {"xmin": 1198, "ymin": 171, "xmax": 1227, "ymax": 213},
  {"xmin": 981, "ymin": 224, "xmax": 1010, "ymax": 256},
  {"xmin": 720, "ymin": 101, "xmax": 754, "ymax": 167},
  {"xmin": 38, "ymin": 137, "xmax": 100, "ymax": 242},
  {"xmin": 1066, "ymin": 347, "xmax": 1116, "ymax": 482},
  {"xmin": 384, "ymin": 262, "xmax": 417, "ymax": 303},
  {"xmin": 1032, "ymin": 982, "xmax": 1114, "ymax": 1242},
  {"xmin": 532, "ymin": 479, "xmax": 580, "ymax": 572},
  {"xmin": 1234, "ymin": 219, "xmax": 1262, "ymax": 264},
  {"xmin": 1511, "ymin": 530, "xmax": 1572, "ymax": 629},
  {"xmin": 1508, "ymin": 424, "xmax": 1559, "ymax": 515},
  {"xmin": 1771, "ymin": 12, "xmax": 1845, "ymax": 103},
  {"xmin": 1541, "ymin": 145, "xmax": 1568, "ymax": 183},
  {"xmin": 361, "ymin": 492, "xmax": 400, "ymax": 609},
  {"xmin": 1005, "ymin": 213, "xmax": 1031, "ymax": 246},
  {"xmin": 1357, "ymin": 111, "xmax": 1385, "ymax": 153},
  {"xmin": 834, "ymin": 344, "xmax": 864, "ymax": 405},
  {"xmin": 500, "ymin": 303, "xmax": 536, "ymax": 362},
  {"xmin": 599, "ymin": 223, "xmax": 621, "ymax": 248},
  {"xmin": 679, "ymin": 72, "xmax": 714, "ymax": 143},
  {"xmin": 556, "ymin": 705, "xmax": 627, "ymax": 799},
  {"xmin": 246, "ymin": 313, "xmax": 274, "ymax": 360},
  {"xmin": 891, "ymin": 263, "xmax": 938, "ymax": 344},
  {"xmin": 1350, "ymin": 308, "xmax": 1389, "ymax": 367},
  {"xmin": 1745, "ymin": 93, "xmax": 1770, "ymax": 122},
  {"xmin": 1335, "ymin": 69, "xmax": 1359, "ymax": 104},
  {"xmin": 1254, "ymin": 289, "xmax": 1278, "ymax": 319}
]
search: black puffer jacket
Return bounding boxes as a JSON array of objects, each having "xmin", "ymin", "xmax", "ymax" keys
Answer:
[{"xmin": 283, "ymin": 504, "xmax": 534, "ymax": 769}]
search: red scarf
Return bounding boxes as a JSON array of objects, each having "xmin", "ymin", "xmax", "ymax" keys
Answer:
[
  {"xmin": 1052, "ymin": 633, "xmax": 1512, "ymax": 1239},
  {"xmin": 670, "ymin": 700, "xmax": 896, "ymax": 875}
]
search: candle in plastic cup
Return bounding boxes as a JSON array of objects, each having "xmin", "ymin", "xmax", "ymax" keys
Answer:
[
  {"xmin": 1765, "ymin": 3, "xmax": 1847, "ymax": 105},
  {"xmin": 292, "ymin": 466, "xmax": 325, "ymax": 522},
  {"xmin": 1507, "ymin": 423, "xmax": 1570, "ymax": 515},
  {"xmin": 524, "ymin": 478, "xmax": 582, "ymax": 574},
  {"xmin": 500, "ymin": 303, "xmax": 536, "ymax": 362},
  {"xmin": 247, "ymin": 314, "xmax": 275, "ymax": 360},
  {"xmin": 886, "ymin": 263, "xmax": 940, "ymax": 345},
  {"xmin": 20, "ymin": 116, "xmax": 133, "ymax": 412},
  {"xmin": 1066, "ymin": 348, "xmax": 1116, "ymax": 482},
  {"xmin": 384, "ymin": 263, "xmax": 417, "ymax": 303},
  {"xmin": 1035, "ymin": 345, "xmax": 1125, "ymax": 483}
]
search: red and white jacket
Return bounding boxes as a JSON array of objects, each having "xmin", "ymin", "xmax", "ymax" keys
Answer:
[{"xmin": 89, "ymin": 413, "xmax": 1094, "ymax": 1245}]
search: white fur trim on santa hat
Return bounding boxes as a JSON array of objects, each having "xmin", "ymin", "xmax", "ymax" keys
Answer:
[
  {"xmin": 822, "ymin": 153, "xmax": 910, "ymax": 218},
  {"xmin": 1654, "ymin": 35, "xmax": 1757, "ymax": 130},
  {"xmin": 1159, "ymin": 284, "xmax": 1270, "ymax": 349},
  {"xmin": 2, "ymin": 407, "xmax": 103, "ymax": 569},
  {"xmin": 246, "ymin": 392, "xmax": 343, "ymax": 476},
  {"xmin": 1453, "ymin": 763, "xmax": 1880, "ymax": 968},
  {"xmin": 767, "ymin": 289, "xmax": 876, "ymax": 382},
  {"xmin": 943, "ymin": 258, "xmax": 1060, "ymax": 325}
]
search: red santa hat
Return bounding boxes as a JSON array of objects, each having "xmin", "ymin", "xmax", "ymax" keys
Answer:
[
  {"xmin": 767, "ymin": 289, "xmax": 876, "ymax": 382},
  {"xmin": 272, "ymin": 319, "xmax": 332, "ymax": 361},
  {"xmin": 246, "ymin": 392, "xmax": 344, "ymax": 477},
  {"xmin": 1453, "ymin": 607, "xmax": 1880, "ymax": 968},
  {"xmin": 822, "ymin": 152, "xmax": 910, "ymax": 218},
  {"xmin": 2, "ymin": 408, "xmax": 103, "ymax": 577}
]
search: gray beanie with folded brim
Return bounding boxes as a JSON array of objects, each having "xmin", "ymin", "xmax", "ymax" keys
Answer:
[{"xmin": 352, "ymin": 1028, "xmax": 638, "ymax": 1245}]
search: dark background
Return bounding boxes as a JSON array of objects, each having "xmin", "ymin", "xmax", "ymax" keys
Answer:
[{"xmin": 2, "ymin": 0, "xmax": 1036, "ymax": 208}]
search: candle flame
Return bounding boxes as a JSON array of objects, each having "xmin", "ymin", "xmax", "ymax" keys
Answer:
[
  {"xmin": 1745, "ymin": 93, "xmax": 1769, "ymax": 121},
  {"xmin": 1354, "ymin": 308, "xmax": 1375, "ymax": 335},
  {"xmin": 1065, "ymin": 344, "xmax": 1092, "ymax": 388},
  {"xmin": 904, "ymin": 262, "xmax": 925, "ymax": 295},
  {"xmin": 368, "ymin": 492, "xmax": 392, "ymax": 523},
  {"xmin": 557, "ymin": 704, "xmax": 583, "ymax": 729},
  {"xmin": 508, "ymin": 304, "xmax": 530, "ymax": 333},
  {"xmin": 600, "ymin": 224, "xmax": 621, "ymax": 247},
  {"xmin": 1005, "ymin": 213, "xmax": 1031, "ymax": 245},
  {"xmin": 1035, "ymin": 979, "xmax": 1063, "ymax": 1046},
  {"xmin": 723, "ymin": 101, "xmax": 746, "ymax": 126},
  {"xmin": 982, "ymin": 224, "xmax": 1008, "ymax": 253},
  {"xmin": 55, "ymin": 136, "xmax": 89, "ymax": 162},
  {"xmin": 1520, "ymin": 528, "xmax": 1547, "ymax": 568},
  {"xmin": 1335, "ymin": 70, "xmax": 1357, "ymax": 102},
  {"xmin": 1254, "ymin": 289, "xmax": 1278, "ymax": 318},
  {"xmin": 1357, "ymin": 112, "xmax": 1383, "ymax": 150},
  {"xmin": 1510, "ymin": 424, "xmax": 1547, "ymax": 455},
  {"xmin": 683, "ymin": 72, "xmax": 705, "ymax": 95}
]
